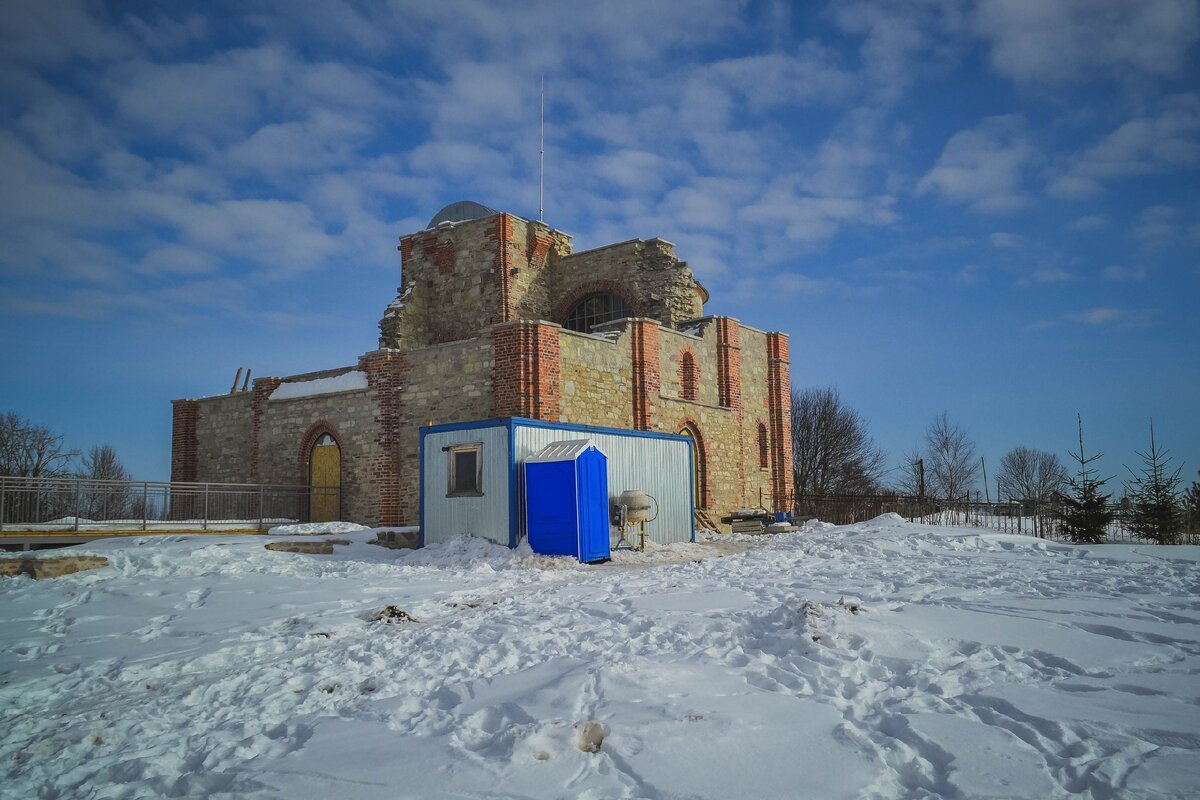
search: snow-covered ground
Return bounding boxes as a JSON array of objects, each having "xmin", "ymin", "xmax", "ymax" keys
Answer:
[{"xmin": 3, "ymin": 515, "xmax": 1199, "ymax": 799}]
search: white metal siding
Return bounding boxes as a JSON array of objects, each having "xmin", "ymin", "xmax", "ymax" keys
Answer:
[
  {"xmin": 422, "ymin": 425, "xmax": 510, "ymax": 545},
  {"xmin": 513, "ymin": 424, "xmax": 693, "ymax": 545}
]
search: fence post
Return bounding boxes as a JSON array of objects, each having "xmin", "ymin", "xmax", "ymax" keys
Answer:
[
  {"xmin": 0, "ymin": 480, "xmax": 5, "ymax": 532},
  {"xmin": 203, "ymin": 483, "xmax": 209, "ymax": 531},
  {"xmin": 142, "ymin": 482, "xmax": 149, "ymax": 531},
  {"xmin": 74, "ymin": 485, "xmax": 81, "ymax": 532},
  {"xmin": 258, "ymin": 484, "xmax": 265, "ymax": 532}
]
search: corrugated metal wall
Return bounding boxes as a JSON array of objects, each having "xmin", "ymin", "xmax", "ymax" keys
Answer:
[
  {"xmin": 513, "ymin": 423, "xmax": 693, "ymax": 545},
  {"xmin": 421, "ymin": 424, "xmax": 510, "ymax": 545}
]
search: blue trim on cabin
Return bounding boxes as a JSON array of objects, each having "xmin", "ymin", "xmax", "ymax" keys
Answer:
[
  {"xmin": 418, "ymin": 431, "xmax": 425, "ymax": 548},
  {"xmin": 507, "ymin": 417, "xmax": 518, "ymax": 548},
  {"xmin": 419, "ymin": 417, "xmax": 693, "ymax": 549}
]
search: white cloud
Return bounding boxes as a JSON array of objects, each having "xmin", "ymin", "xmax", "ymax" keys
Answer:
[
  {"xmin": 1016, "ymin": 265, "xmax": 1074, "ymax": 287},
  {"xmin": 974, "ymin": 0, "xmax": 1200, "ymax": 84},
  {"xmin": 989, "ymin": 232, "xmax": 1022, "ymax": 248},
  {"xmin": 1067, "ymin": 307, "xmax": 1124, "ymax": 325},
  {"xmin": 1102, "ymin": 264, "xmax": 1147, "ymax": 282},
  {"xmin": 954, "ymin": 264, "xmax": 985, "ymax": 285},
  {"xmin": 917, "ymin": 115, "xmax": 1031, "ymax": 212},
  {"xmin": 1048, "ymin": 94, "xmax": 1200, "ymax": 197},
  {"xmin": 1133, "ymin": 205, "xmax": 1180, "ymax": 249},
  {"xmin": 1070, "ymin": 214, "xmax": 1109, "ymax": 230}
]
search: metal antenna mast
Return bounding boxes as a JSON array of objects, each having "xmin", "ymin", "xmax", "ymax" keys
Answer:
[{"xmin": 539, "ymin": 74, "xmax": 544, "ymax": 222}]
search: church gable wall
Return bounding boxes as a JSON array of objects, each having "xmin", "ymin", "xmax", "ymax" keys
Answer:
[{"xmin": 549, "ymin": 239, "xmax": 702, "ymax": 329}]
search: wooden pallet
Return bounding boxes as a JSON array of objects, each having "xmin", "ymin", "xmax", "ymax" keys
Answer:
[{"xmin": 694, "ymin": 509, "xmax": 722, "ymax": 533}]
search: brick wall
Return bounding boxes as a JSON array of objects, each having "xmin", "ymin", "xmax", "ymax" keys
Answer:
[
  {"xmin": 767, "ymin": 332, "xmax": 794, "ymax": 510},
  {"xmin": 629, "ymin": 319, "xmax": 661, "ymax": 430},
  {"xmin": 492, "ymin": 321, "xmax": 561, "ymax": 420},
  {"xmin": 170, "ymin": 399, "xmax": 199, "ymax": 483}
]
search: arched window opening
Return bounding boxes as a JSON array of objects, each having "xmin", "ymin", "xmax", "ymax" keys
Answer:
[
  {"xmin": 678, "ymin": 422, "xmax": 708, "ymax": 509},
  {"xmin": 563, "ymin": 292, "xmax": 634, "ymax": 333},
  {"xmin": 679, "ymin": 351, "xmax": 698, "ymax": 401},
  {"xmin": 757, "ymin": 423, "xmax": 769, "ymax": 469}
]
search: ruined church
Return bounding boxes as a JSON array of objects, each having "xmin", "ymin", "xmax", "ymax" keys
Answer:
[{"xmin": 171, "ymin": 202, "xmax": 793, "ymax": 530}]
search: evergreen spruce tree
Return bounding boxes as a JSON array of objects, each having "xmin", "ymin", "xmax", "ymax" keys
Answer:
[
  {"xmin": 1058, "ymin": 415, "xmax": 1113, "ymax": 544},
  {"xmin": 1125, "ymin": 420, "xmax": 1183, "ymax": 545},
  {"xmin": 1183, "ymin": 471, "xmax": 1200, "ymax": 538}
]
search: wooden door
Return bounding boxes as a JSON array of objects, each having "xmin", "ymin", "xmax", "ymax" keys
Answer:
[{"xmin": 309, "ymin": 435, "xmax": 341, "ymax": 522}]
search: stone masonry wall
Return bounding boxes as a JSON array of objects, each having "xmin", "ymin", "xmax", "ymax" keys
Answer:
[
  {"xmin": 546, "ymin": 238, "xmax": 703, "ymax": 329},
  {"xmin": 557, "ymin": 328, "xmax": 633, "ymax": 428},
  {"xmin": 193, "ymin": 394, "xmax": 253, "ymax": 483}
]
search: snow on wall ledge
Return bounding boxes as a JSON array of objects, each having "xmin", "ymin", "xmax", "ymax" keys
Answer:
[{"xmin": 270, "ymin": 371, "xmax": 368, "ymax": 401}]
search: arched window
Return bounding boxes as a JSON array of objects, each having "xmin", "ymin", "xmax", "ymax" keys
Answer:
[
  {"xmin": 563, "ymin": 292, "xmax": 634, "ymax": 333},
  {"xmin": 757, "ymin": 422, "xmax": 769, "ymax": 469},
  {"xmin": 679, "ymin": 351, "xmax": 698, "ymax": 401}
]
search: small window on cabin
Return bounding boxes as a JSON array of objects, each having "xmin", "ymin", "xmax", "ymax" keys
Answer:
[
  {"xmin": 563, "ymin": 292, "xmax": 634, "ymax": 333},
  {"xmin": 447, "ymin": 443, "xmax": 483, "ymax": 496}
]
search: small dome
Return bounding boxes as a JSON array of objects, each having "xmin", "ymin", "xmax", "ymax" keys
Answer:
[{"xmin": 427, "ymin": 200, "xmax": 498, "ymax": 229}]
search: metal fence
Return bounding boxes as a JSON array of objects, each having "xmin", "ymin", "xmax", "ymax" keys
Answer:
[
  {"xmin": 0, "ymin": 475, "xmax": 337, "ymax": 532},
  {"xmin": 790, "ymin": 494, "xmax": 1200, "ymax": 545}
]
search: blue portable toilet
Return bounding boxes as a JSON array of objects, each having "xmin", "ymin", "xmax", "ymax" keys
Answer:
[{"xmin": 523, "ymin": 439, "xmax": 611, "ymax": 563}]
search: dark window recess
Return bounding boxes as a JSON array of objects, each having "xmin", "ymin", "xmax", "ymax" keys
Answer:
[
  {"xmin": 447, "ymin": 443, "xmax": 483, "ymax": 496},
  {"xmin": 564, "ymin": 293, "xmax": 634, "ymax": 333}
]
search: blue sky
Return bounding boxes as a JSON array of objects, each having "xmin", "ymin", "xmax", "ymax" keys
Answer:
[{"xmin": 1, "ymin": 0, "xmax": 1197, "ymax": 492}]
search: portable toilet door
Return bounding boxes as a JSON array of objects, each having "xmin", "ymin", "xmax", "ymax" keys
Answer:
[{"xmin": 523, "ymin": 440, "xmax": 611, "ymax": 563}]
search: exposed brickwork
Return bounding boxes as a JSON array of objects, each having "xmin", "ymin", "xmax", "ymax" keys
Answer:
[
  {"xmin": 435, "ymin": 240, "xmax": 456, "ymax": 276},
  {"xmin": 360, "ymin": 350, "xmax": 408, "ymax": 526},
  {"xmin": 757, "ymin": 421, "xmax": 769, "ymax": 469},
  {"xmin": 170, "ymin": 400, "xmax": 199, "ymax": 483},
  {"xmin": 550, "ymin": 279, "xmax": 644, "ymax": 326},
  {"xmin": 489, "ymin": 213, "xmax": 514, "ymax": 323},
  {"xmin": 296, "ymin": 420, "xmax": 343, "ymax": 479},
  {"xmin": 675, "ymin": 418, "xmax": 710, "ymax": 509},
  {"xmin": 398, "ymin": 237, "xmax": 413, "ymax": 265},
  {"xmin": 766, "ymin": 332, "xmax": 793, "ymax": 510},
  {"xmin": 249, "ymin": 377, "xmax": 282, "ymax": 483},
  {"xmin": 715, "ymin": 317, "xmax": 742, "ymax": 410},
  {"xmin": 678, "ymin": 349, "xmax": 698, "ymax": 401},
  {"xmin": 527, "ymin": 228, "xmax": 554, "ymax": 271},
  {"xmin": 492, "ymin": 321, "xmax": 561, "ymax": 420},
  {"xmin": 630, "ymin": 319, "xmax": 661, "ymax": 430}
]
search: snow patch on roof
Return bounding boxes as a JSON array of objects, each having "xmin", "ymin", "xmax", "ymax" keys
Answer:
[{"xmin": 270, "ymin": 371, "xmax": 368, "ymax": 401}]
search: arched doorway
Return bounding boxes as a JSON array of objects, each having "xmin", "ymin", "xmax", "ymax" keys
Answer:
[
  {"xmin": 309, "ymin": 432, "xmax": 341, "ymax": 522},
  {"xmin": 678, "ymin": 424, "xmax": 707, "ymax": 509}
]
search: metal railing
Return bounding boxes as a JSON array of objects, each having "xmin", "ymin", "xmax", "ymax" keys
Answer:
[
  {"xmin": 788, "ymin": 493, "xmax": 1200, "ymax": 545},
  {"xmin": 0, "ymin": 475, "xmax": 338, "ymax": 533}
]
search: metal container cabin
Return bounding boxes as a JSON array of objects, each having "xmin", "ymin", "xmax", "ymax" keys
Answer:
[{"xmin": 420, "ymin": 418, "xmax": 694, "ymax": 549}]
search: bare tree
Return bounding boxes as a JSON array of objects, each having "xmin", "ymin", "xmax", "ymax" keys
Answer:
[
  {"xmin": 791, "ymin": 387, "xmax": 886, "ymax": 499},
  {"xmin": 0, "ymin": 412, "xmax": 78, "ymax": 478},
  {"xmin": 79, "ymin": 444, "xmax": 136, "ymax": 520},
  {"xmin": 996, "ymin": 447, "xmax": 1067, "ymax": 508},
  {"xmin": 893, "ymin": 449, "xmax": 926, "ymax": 497},
  {"xmin": 923, "ymin": 412, "xmax": 979, "ymax": 500}
]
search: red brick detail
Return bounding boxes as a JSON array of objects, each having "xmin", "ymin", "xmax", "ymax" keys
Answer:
[
  {"xmin": 766, "ymin": 332, "xmax": 793, "ymax": 511},
  {"xmin": 676, "ymin": 418, "xmax": 710, "ymax": 510},
  {"xmin": 170, "ymin": 399, "xmax": 199, "ymax": 483},
  {"xmin": 297, "ymin": 420, "xmax": 343, "ymax": 479},
  {"xmin": 398, "ymin": 236, "xmax": 413, "ymax": 266},
  {"xmin": 630, "ymin": 320, "xmax": 660, "ymax": 430},
  {"xmin": 551, "ymin": 279, "xmax": 644, "ymax": 325},
  {"xmin": 435, "ymin": 240, "xmax": 456, "ymax": 276},
  {"xmin": 249, "ymin": 377, "xmax": 283, "ymax": 483},
  {"xmin": 528, "ymin": 230, "xmax": 554, "ymax": 270},
  {"xmin": 488, "ymin": 213, "xmax": 515, "ymax": 323},
  {"xmin": 360, "ymin": 350, "xmax": 410, "ymax": 526},
  {"xmin": 492, "ymin": 322, "xmax": 561, "ymax": 420},
  {"xmin": 715, "ymin": 317, "xmax": 742, "ymax": 410},
  {"xmin": 757, "ymin": 421, "xmax": 769, "ymax": 469},
  {"xmin": 677, "ymin": 348, "xmax": 698, "ymax": 401}
]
